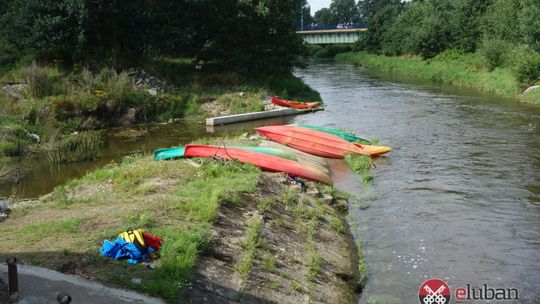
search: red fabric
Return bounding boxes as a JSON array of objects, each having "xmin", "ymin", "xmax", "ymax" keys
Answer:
[{"xmin": 142, "ymin": 232, "xmax": 162, "ymax": 252}]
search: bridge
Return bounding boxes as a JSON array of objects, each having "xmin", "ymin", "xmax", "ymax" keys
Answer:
[{"xmin": 296, "ymin": 23, "xmax": 367, "ymax": 45}]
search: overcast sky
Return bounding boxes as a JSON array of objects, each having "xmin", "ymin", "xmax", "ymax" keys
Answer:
[{"xmin": 308, "ymin": 0, "xmax": 331, "ymax": 14}]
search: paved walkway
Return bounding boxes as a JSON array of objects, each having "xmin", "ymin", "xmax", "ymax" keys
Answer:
[{"xmin": 0, "ymin": 264, "xmax": 164, "ymax": 304}]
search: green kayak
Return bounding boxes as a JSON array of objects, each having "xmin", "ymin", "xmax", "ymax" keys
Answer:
[
  {"xmin": 293, "ymin": 124, "xmax": 371, "ymax": 144},
  {"xmin": 154, "ymin": 145, "xmax": 297, "ymax": 161}
]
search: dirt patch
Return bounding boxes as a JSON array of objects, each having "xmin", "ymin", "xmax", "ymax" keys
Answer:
[{"xmin": 201, "ymin": 98, "xmax": 230, "ymax": 117}]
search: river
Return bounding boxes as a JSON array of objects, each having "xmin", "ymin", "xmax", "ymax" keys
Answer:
[
  {"xmin": 1, "ymin": 60, "xmax": 539, "ymax": 303},
  {"xmin": 294, "ymin": 60, "xmax": 540, "ymax": 303}
]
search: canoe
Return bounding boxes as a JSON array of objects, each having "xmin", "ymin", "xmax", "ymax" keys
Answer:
[
  {"xmin": 256, "ymin": 125, "xmax": 391, "ymax": 158},
  {"xmin": 184, "ymin": 144, "xmax": 333, "ymax": 185},
  {"xmin": 154, "ymin": 147, "xmax": 185, "ymax": 160},
  {"xmin": 293, "ymin": 124, "xmax": 371, "ymax": 144},
  {"xmin": 271, "ymin": 96, "xmax": 320, "ymax": 110},
  {"xmin": 154, "ymin": 146, "xmax": 297, "ymax": 161}
]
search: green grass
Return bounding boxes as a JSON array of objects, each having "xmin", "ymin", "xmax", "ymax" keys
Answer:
[
  {"xmin": 2, "ymin": 217, "xmax": 82, "ymax": 245},
  {"xmin": 357, "ymin": 240, "xmax": 368, "ymax": 288},
  {"xmin": 305, "ymin": 243, "xmax": 321, "ymax": 282},
  {"xmin": 235, "ymin": 215, "xmax": 263, "ymax": 281},
  {"xmin": 261, "ymin": 252, "xmax": 278, "ymax": 272},
  {"xmin": 344, "ymin": 154, "xmax": 374, "ymax": 185},
  {"xmin": 46, "ymin": 131, "xmax": 103, "ymax": 163},
  {"xmin": 258, "ymin": 197, "xmax": 275, "ymax": 212},
  {"xmin": 291, "ymin": 280, "xmax": 303, "ymax": 292},
  {"xmin": 330, "ymin": 216, "xmax": 345, "ymax": 233},
  {"xmin": 267, "ymin": 280, "xmax": 281, "ymax": 291},
  {"xmin": 0, "ymin": 155, "xmax": 262, "ymax": 302},
  {"xmin": 344, "ymin": 154, "xmax": 373, "ymax": 173},
  {"xmin": 522, "ymin": 87, "xmax": 540, "ymax": 104},
  {"xmin": 337, "ymin": 51, "xmax": 522, "ymax": 97}
]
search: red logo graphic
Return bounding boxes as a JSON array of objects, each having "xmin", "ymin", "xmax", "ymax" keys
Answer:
[{"xmin": 419, "ymin": 278, "xmax": 451, "ymax": 304}]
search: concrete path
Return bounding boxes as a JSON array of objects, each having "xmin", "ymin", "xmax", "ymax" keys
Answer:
[{"xmin": 0, "ymin": 264, "xmax": 164, "ymax": 304}]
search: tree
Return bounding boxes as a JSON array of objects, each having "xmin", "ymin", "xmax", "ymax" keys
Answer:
[
  {"xmin": 0, "ymin": 0, "xmax": 86, "ymax": 61},
  {"xmin": 518, "ymin": 0, "xmax": 540, "ymax": 51},
  {"xmin": 446, "ymin": 0, "xmax": 492, "ymax": 52},
  {"xmin": 314, "ymin": 8, "xmax": 334, "ymax": 25},
  {"xmin": 329, "ymin": 0, "xmax": 360, "ymax": 23},
  {"xmin": 357, "ymin": 0, "xmax": 401, "ymax": 52},
  {"xmin": 480, "ymin": 0, "xmax": 521, "ymax": 43}
]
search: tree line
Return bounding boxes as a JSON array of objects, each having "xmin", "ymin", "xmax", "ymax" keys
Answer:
[
  {"xmin": 305, "ymin": 0, "xmax": 540, "ymax": 83},
  {"xmin": 0, "ymin": 0, "xmax": 305, "ymax": 73}
]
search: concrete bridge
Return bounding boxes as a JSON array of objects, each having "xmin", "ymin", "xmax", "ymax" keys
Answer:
[{"xmin": 296, "ymin": 24, "xmax": 367, "ymax": 45}]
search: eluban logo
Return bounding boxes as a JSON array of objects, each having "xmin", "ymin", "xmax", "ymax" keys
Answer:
[
  {"xmin": 455, "ymin": 284, "xmax": 519, "ymax": 301},
  {"xmin": 418, "ymin": 278, "xmax": 451, "ymax": 304}
]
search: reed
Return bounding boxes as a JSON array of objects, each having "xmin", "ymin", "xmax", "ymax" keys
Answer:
[{"xmin": 46, "ymin": 131, "xmax": 102, "ymax": 163}]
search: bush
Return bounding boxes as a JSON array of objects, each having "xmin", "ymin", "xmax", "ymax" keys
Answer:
[
  {"xmin": 0, "ymin": 123, "xmax": 32, "ymax": 156},
  {"xmin": 506, "ymin": 46, "xmax": 540, "ymax": 83},
  {"xmin": 46, "ymin": 131, "xmax": 103, "ymax": 163},
  {"xmin": 20, "ymin": 63, "xmax": 62, "ymax": 98},
  {"xmin": 479, "ymin": 39, "xmax": 510, "ymax": 70},
  {"xmin": 303, "ymin": 44, "xmax": 323, "ymax": 57},
  {"xmin": 313, "ymin": 44, "xmax": 353, "ymax": 59}
]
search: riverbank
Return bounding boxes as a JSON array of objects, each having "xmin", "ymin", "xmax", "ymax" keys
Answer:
[
  {"xmin": 0, "ymin": 137, "xmax": 363, "ymax": 302},
  {"xmin": 336, "ymin": 52, "xmax": 540, "ymax": 104},
  {"xmin": 0, "ymin": 58, "xmax": 320, "ymax": 161}
]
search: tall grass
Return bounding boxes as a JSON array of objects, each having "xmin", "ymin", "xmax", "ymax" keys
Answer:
[
  {"xmin": 344, "ymin": 154, "xmax": 373, "ymax": 184},
  {"xmin": 20, "ymin": 63, "xmax": 62, "ymax": 98},
  {"xmin": 337, "ymin": 51, "xmax": 520, "ymax": 97},
  {"xmin": 46, "ymin": 131, "xmax": 102, "ymax": 163}
]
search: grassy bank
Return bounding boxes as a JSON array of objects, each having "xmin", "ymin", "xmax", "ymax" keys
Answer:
[
  {"xmin": 337, "ymin": 51, "xmax": 540, "ymax": 104},
  {"xmin": 0, "ymin": 59, "xmax": 321, "ymax": 160},
  {"xmin": 0, "ymin": 147, "xmax": 361, "ymax": 302},
  {"xmin": 1, "ymin": 154, "xmax": 261, "ymax": 301}
]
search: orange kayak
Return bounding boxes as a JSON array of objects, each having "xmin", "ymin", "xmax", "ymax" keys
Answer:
[
  {"xmin": 256, "ymin": 125, "xmax": 391, "ymax": 158},
  {"xmin": 271, "ymin": 96, "xmax": 319, "ymax": 109},
  {"xmin": 183, "ymin": 144, "xmax": 333, "ymax": 185}
]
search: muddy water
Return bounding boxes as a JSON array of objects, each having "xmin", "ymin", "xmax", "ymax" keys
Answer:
[
  {"xmin": 293, "ymin": 60, "xmax": 540, "ymax": 303},
  {"xmin": 0, "ymin": 116, "xmax": 294, "ymax": 198}
]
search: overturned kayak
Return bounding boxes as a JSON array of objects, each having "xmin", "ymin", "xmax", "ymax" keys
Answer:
[
  {"xmin": 293, "ymin": 124, "xmax": 371, "ymax": 144},
  {"xmin": 256, "ymin": 125, "xmax": 390, "ymax": 158},
  {"xmin": 154, "ymin": 146, "xmax": 297, "ymax": 161},
  {"xmin": 184, "ymin": 144, "xmax": 333, "ymax": 185},
  {"xmin": 154, "ymin": 147, "xmax": 186, "ymax": 160},
  {"xmin": 271, "ymin": 96, "xmax": 320, "ymax": 110}
]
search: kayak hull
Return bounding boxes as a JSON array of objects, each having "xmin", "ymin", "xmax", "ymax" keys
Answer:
[
  {"xmin": 154, "ymin": 146, "xmax": 297, "ymax": 161},
  {"xmin": 293, "ymin": 124, "xmax": 371, "ymax": 144},
  {"xmin": 256, "ymin": 125, "xmax": 390, "ymax": 158},
  {"xmin": 184, "ymin": 144, "xmax": 333, "ymax": 185},
  {"xmin": 154, "ymin": 147, "xmax": 185, "ymax": 160},
  {"xmin": 271, "ymin": 97, "xmax": 319, "ymax": 109}
]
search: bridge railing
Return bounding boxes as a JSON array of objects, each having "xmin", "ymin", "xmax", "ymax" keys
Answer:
[{"xmin": 296, "ymin": 23, "xmax": 367, "ymax": 31}]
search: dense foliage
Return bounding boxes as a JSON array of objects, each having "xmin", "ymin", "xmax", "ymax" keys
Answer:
[
  {"xmin": 0, "ymin": 0, "xmax": 304, "ymax": 73},
  {"xmin": 311, "ymin": 0, "xmax": 540, "ymax": 85}
]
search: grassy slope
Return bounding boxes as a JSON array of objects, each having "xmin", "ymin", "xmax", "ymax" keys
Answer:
[
  {"xmin": 0, "ymin": 155, "xmax": 261, "ymax": 301},
  {"xmin": 336, "ymin": 52, "xmax": 540, "ymax": 103}
]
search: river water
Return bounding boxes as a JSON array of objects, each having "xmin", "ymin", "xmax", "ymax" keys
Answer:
[
  {"xmin": 294, "ymin": 60, "xmax": 540, "ymax": 303},
  {"xmin": 1, "ymin": 60, "xmax": 539, "ymax": 303}
]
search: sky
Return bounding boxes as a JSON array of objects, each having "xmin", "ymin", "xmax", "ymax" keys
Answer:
[{"xmin": 308, "ymin": 0, "xmax": 331, "ymax": 14}]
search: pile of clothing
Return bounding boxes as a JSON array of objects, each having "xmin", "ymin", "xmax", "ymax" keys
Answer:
[{"xmin": 100, "ymin": 229, "xmax": 162, "ymax": 264}]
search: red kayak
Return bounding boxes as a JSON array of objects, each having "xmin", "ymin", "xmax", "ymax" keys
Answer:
[
  {"xmin": 183, "ymin": 144, "xmax": 333, "ymax": 185},
  {"xmin": 256, "ymin": 125, "xmax": 391, "ymax": 158},
  {"xmin": 271, "ymin": 96, "xmax": 320, "ymax": 109}
]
